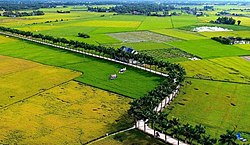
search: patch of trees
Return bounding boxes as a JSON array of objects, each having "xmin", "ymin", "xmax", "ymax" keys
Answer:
[
  {"xmin": 57, "ymin": 10, "xmax": 70, "ymax": 13},
  {"xmin": 210, "ymin": 17, "xmax": 236, "ymax": 25},
  {"xmin": 45, "ymin": 19, "xmax": 65, "ymax": 23},
  {"xmin": 78, "ymin": 33, "xmax": 90, "ymax": 38},
  {"xmin": 87, "ymin": 3, "xmax": 175, "ymax": 16},
  {"xmin": 216, "ymin": 11, "xmax": 244, "ymax": 17},
  {"xmin": 212, "ymin": 36, "xmax": 250, "ymax": 45},
  {"xmin": 2, "ymin": 10, "xmax": 44, "ymax": 17},
  {"xmin": 0, "ymin": 2, "xmax": 56, "ymax": 11}
]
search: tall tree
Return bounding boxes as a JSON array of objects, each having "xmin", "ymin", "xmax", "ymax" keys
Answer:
[{"xmin": 219, "ymin": 129, "xmax": 237, "ymax": 145}]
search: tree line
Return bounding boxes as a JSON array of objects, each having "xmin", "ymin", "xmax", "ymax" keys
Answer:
[
  {"xmin": 210, "ymin": 17, "xmax": 241, "ymax": 25},
  {"xmin": 212, "ymin": 36, "xmax": 250, "ymax": 45},
  {"xmin": 2, "ymin": 10, "xmax": 44, "ymax": 17},
  {"xmin": 87, "ymin": 3, "xmax": 175, "ymax": 16}
]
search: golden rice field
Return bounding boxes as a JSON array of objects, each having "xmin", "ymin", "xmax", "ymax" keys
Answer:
[
  {"xmin": 0, "ymin": 55, "xmax": 81, "ymax": 108},
  {"xmin": 0, "ymin": 80, "xmax": 132, "ymax": 144}
]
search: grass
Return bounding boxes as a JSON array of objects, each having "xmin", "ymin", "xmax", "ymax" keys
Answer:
[
  {"xmin": 164, "ymin": 78, "xmax": 250, "ymax": 141},
  {"xmin": 151, "ymin": 29, "xmax": 207, "ymax": 40},
  {"xmin": 169, "ymin": 39, "xmax": 250, "ymax": 58},
  {"xmin": 0, "ymin": 35, "xmax": 163, "ymax": 99},
  {"xmin": 179, "ymin": 57, "xmax": 250, "ymax": 84},
  {"xmin": 0, "ymin": 55, "xmax": 80, "ymax": 108},
  {"xmin": 0, "ymin": 81, "xmax": 132, "ymax": 144},
  {"xmin": 92, "ymin": 129, "xmax": 167, "ymax": 145},
  {"xmin": 106, "ymin": 42, "xmax": 172, "ymax": 51}
]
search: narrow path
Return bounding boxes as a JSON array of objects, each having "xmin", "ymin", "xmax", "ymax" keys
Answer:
[
  {"xmin": 86, "ymin": 126, "xmax": 135, "ymax": 145},
  {"xmin": 136, "ymin": 85, "xmax": 188, "ymax": 145},
  {"xmin": 0, "ymin": 31, "xmax": 168, "ymax": 77}
]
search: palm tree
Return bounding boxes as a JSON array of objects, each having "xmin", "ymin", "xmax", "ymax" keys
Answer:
[
  {"xmin": 199, "ymin": 135, "xmax": 217, "ymax": 145},
  {"xmin": 170, "ymin": 117, "xmax": 181, "ymax": 145},
  {"xmin": 181, "ymin": 123, "xmax": 193, "ymax": 143},
  {"xmin": 149, "ymin": 111, "xmax": 159, "ymax": 137},
  {"xmin": 219, "ymin": 130, "xmax": 237, "ymax": 145},
  {"xmin": 193, "ymin": 124, "xmax": 206, "ymax": 141}
]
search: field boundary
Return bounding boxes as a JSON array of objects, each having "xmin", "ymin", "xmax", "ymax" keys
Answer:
[
  {"xmin": 86, "ymin": 126, "xmax": 135, "ymax": 145},
  {"xmin": 0, "ymin": 79, "xmax": 74, "ymax": 109}
]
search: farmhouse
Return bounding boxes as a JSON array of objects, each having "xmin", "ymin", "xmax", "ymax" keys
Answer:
[{"xmin": 120, "ymin": 46, "xmax": 138, "ymax": 54}]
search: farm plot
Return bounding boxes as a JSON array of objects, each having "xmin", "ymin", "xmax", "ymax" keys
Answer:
[
  {"xmin": 108, "ymin": 31, "xmax": 178, "ymax": 43},
  {"xmin": 0, "ymin": 81, "xmax": 132, "ymax": 144},
  {"xmin": 140, "ymin": 48, "xmax": 196, "ymax": 62},
  {"xmin": 151, "ymin": 29, "xmax": 207, "ymax": 40},
  {"xmin": 0, "ymin": 55, "xmax": 81, "ymax": 108},
  {"xmin": 180, "ymin": 57, "xmax": 250, "ymax": 83},
  {"xmin": 0, "ymin": 35, "xmax": 163, "ymax": 99},
  {"xmin": 137, "ymin": 16, "xmax": 172, "ymax": 30},
  {"xmin": 169, "ymin": 39, "xmax": 250, "ymax": 58},
  {"xmin": 164, "ymin": 79, "xmax": 250, "ymax": 140}
]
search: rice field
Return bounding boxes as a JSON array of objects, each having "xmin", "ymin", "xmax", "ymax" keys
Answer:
[
  {"xmin": 0, "ymin": 35, "xmax": 163, "ymax": 99},
  {"xmin": 0, "ymin": 81, "xmax": 132, "ymax": 144},
  {"xmin": 0, "ymin": 5, "xmax": 250, "ymax": 144},
  {"xmin": 169, "ymin": 39, "xmax": 250, "ymax": 58},
  {"xmin": 235, "ymin": 44, "xmax": 250, "ymax": 50},
  {"xmin": 0, "ymin": 55, "xmax": 81, "ymax": 108},
  {"xmin": 151, "ymin": 29, "xmax": 207, "ymax": 40},
  {"xmin": 164, "ymin": 78, "xmax": 250, "ymax": 141},
  {"xmin": 179, "ymin": 57, "xmax": 250, "ymax": 83}
]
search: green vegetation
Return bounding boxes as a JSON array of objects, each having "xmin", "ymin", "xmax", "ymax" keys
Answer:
[
  {"xmin": 210, "ymin": 17, "xmax": 236, "ymax": 25},
  {"xmin": 151, "ymin": 29, "xmax": 207, "ymax": 40},
  {"xmin": 169, "ymin": 39, "xmax": 250, "ymax": 58},
  {"xmin": 107, "ymin": 42, "xmax": 172, "ymax": 51},
  {"xmin": 0, "ymin": 35, "xmax": 162, "ymax": 99},
  {"xmin": 140, "ymin": 48, "xmax": 196, "ymax": 62},
  {"xmin": 180, "ymin": 57, "xmax": 250, "ymax": 83},
  {"xmin": 164, "ymin": 78, "xmax": 250, "ymax": 141}
]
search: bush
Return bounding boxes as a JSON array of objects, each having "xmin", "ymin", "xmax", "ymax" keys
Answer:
[{"xmin": 78, "ymin": 33, "xmax": 90, "ymax": 38}]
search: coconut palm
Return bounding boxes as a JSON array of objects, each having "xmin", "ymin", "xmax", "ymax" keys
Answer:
[
  {"xmin": 219, "ymin": 129, "xmax": 237, "ymax": 145},
  {"xmin": 199, "ymin": 135, "xmax": 217, "ymax": 145}
]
